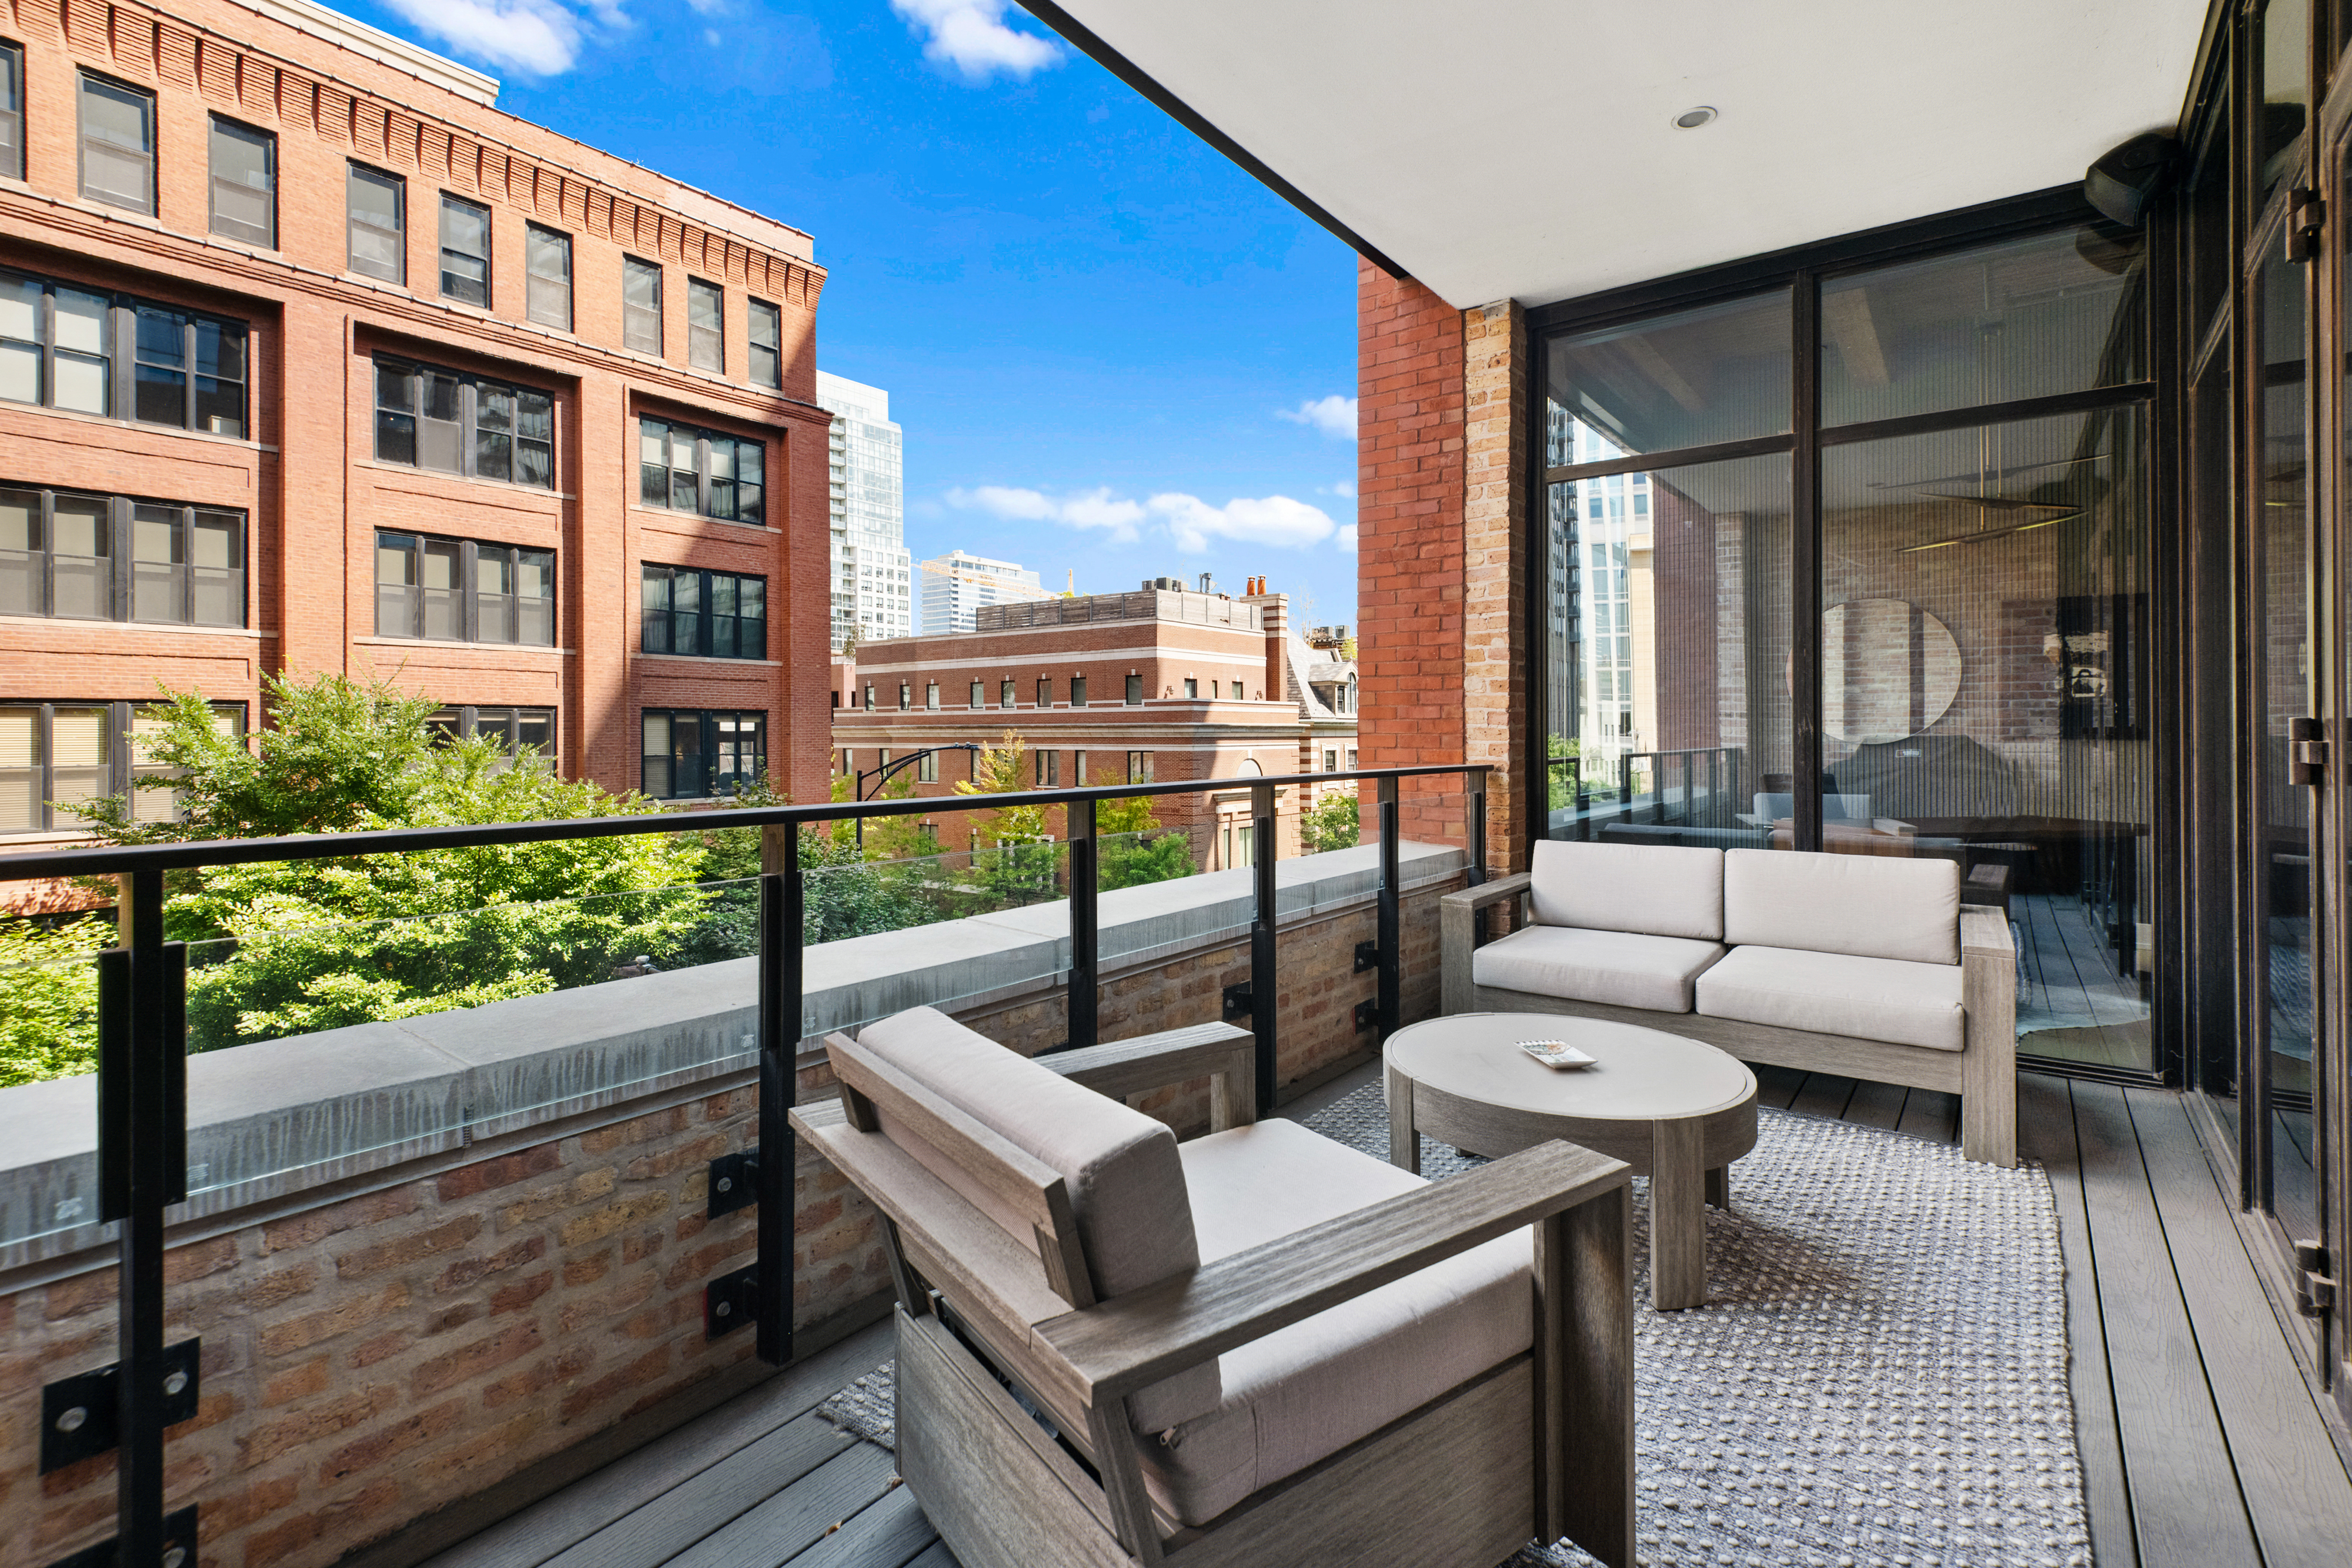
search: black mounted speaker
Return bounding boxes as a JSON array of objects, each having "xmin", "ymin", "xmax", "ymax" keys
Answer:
[{"xmin": 2084, "ymin": 132, "xmax": 2180, "ymax": 229}]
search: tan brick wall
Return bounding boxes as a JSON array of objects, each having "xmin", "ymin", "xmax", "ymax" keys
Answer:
[{"xmin": 1463, "ymin": 302, "xmax": 1530, "ymax": 875}]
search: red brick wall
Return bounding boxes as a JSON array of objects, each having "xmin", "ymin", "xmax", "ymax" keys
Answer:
[{"xmin": 1357, "ymin": 263, "xmax": 1466, "ymax": 845}]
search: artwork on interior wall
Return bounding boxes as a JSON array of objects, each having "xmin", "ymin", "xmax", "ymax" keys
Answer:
[
  {"xmin": 2054, "ymin": 593, "xmax": 2144, "ymax": 740},
  {"xmin": 1822, "ymin": 599, "xmax": 1962, "ymax": 744}
]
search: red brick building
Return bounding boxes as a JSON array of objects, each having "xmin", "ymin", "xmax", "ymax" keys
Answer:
[
  {"xmin": 832, "ymin": 581, "xmax": 1359, "ymax": 865},
  {"xmin": 0, "ymin": 0, "xmax": 833, "ymax": 865}
]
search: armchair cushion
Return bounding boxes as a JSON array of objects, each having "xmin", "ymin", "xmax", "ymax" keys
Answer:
[
  {"xmin": 1138, "ymin": 1119, "xmax": 1532, "ymax": 1527},
  {"xmin": 854, "ymin": 1007, "xmax": 1220, "ymax": 1432},
  {"xmin": 1695, "ymin": 944, "xmax": 1966, "ymax": 1051},
  {"xmin": 1529, "ymin": 838, "xmax": 1724, "ymax": 940},
  {"xmin": 1722, "ymin": 847, "xmax": 1960, "ymax": 964},
  {"xmin": 1471, "ymin": 924, "xmax": 1728, "ymax": 1012}
]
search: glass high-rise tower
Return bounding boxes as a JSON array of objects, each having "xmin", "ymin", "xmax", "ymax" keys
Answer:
[{"xmin": 816, "ymin": 371, "xmax": 909, "ymax": 649}]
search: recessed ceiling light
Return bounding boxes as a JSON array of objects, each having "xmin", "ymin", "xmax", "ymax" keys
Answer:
[{"xmin": 1673, "ymin": 106, "xmax": 1718, "ymax": 129}]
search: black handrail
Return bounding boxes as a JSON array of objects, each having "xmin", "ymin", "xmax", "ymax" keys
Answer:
[{"xmin": 5, "ymin": 761, "xmax": 1490, "ymax": 1568}]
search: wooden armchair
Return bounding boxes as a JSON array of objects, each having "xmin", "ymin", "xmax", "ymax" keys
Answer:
[{"xmin": 790, "ymin": 1007, "xmax": 1636, "ymax": 1568}]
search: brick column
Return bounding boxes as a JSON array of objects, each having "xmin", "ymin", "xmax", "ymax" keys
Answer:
[{"xmin": 1463, "ymin": 301, "xmax": 1531, "ymax": 873}]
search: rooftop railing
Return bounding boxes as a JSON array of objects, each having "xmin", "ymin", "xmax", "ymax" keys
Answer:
[{"xmin": 0, "ymin": 761, "xmax": 1491, "ymax": 1568}]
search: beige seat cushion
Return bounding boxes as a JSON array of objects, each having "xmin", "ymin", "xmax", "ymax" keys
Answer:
[
  {"xmin": 855, "ymin": 1007, "xmax": 1218, "ymax": 1433},
  {"xmin": 1695, "ymin": 944, "xmax": 1966, "ymax": 1052},
  {"xmin": 1472, "ymin": 924, "xmax": 1727, "ymax": 1012},
  {"xmin": 1138, "ymin": 1119, "xmax": 1532, "ymax": 1527},
  {"xmin": 1722, "ymin": 848, "xmax": 1960, "ymax": 964},
  {"xmin": 1529, "ymin": 838, "xmax": 1724, "ymax": 939}
]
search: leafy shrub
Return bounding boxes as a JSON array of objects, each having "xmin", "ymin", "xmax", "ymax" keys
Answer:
[
  {"xmin": 0, "ymin": 917, "xmax": 110, "ymax": 1088},
  {"xmin": 1301, "ymin": 790, "xmax": 1364, "ymax": 854}
]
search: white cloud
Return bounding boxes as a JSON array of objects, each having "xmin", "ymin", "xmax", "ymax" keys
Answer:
[
  {"xmin": 1337, "ymin": 524, "xmax": 1359, "ymax": 553},
  {"xmin": 1320, "ymin": 479, "xmax": 1357, "ymax": 500},
  {"xmin": 1149, "ymin": 493, "xmax": 1337, "ymax": 554},
  {"xmin": 891, "ymin": 0, "xmax": 1061, "ymax": 82},
  {"xmin": 948, "ymin": 485, "xmax": 1144, "ymax": 543},
  {"xmin": 1276, "ymin": 394, "xmax": 1358, "ymax": 440},
  {"xmin": 380, "ymin": 0, "xmax": 617, "ymax": 75}
]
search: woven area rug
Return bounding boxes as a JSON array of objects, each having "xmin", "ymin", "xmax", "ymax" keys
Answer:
[{"xmin": 820, "ymin": 1086, "xmax": 2092, "ymax": 1568}]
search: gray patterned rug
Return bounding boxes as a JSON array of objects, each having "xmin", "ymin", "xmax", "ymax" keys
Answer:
[{"xmin": 821, "ymin": 1086, "xmax": 2091, "ymax": 1568}]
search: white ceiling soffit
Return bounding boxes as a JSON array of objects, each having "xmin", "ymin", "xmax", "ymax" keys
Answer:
[{"xmin": 1040, "ymin": 1, "xmax": 2209, "ymax": 310}]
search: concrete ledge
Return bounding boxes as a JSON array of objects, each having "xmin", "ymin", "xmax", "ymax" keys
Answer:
[{"xmin": 0, "ymin": 842, "xmax": 1464, "ymax": 1268}]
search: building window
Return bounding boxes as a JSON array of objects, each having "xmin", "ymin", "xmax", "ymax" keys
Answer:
[
  {"xmin": 2, "ymin": 268, "xmax": 248, "ymax": 436},
  {"xmin": 425, "ymin": 706, "xmax": 554, "ymax": 772},
  {"xmin": 926, "ymin": 681, "xmax": 940, "ymax": 709},
  {"xmin": 525, "ymin": 224, "xmax": 572, "ymax": 329},
  {"xmin": 346, "ymin": 163, "xmax": 405, "ymax": 282},
  {"xmin": 917, "ymin": 751, "xmax": 938, "ymax": 783},
  {"xmin": 688, "ymin": 279, "xmax": 723, "ymax": 373},
  {"xmin": 439, "ymin": 195, "xmax": 490, "ymax": 306},
  {"xmin": 863, "ymin": 683, "xmax": 875, "ymax": 710},
  {"xmin": 898, "ymin": 682, "xmax": 911, "ymax": 710},
  {"xmin": 1237, "ymin": 825, "xmax": 1255, "ymax": 867},
  {"xmin": 375, "ymin": 357, "xmax": 554, "ymax": 489},
  {"xmin": 637, "ymin": 417, "xmax": 764, "ymax": 523},
  {"xmin": 641, "ymin": 565, "xmax": 764, "ymax": 658},
  {"xmin": 1071, "ymin": 675, "xmax": 1088, "ymax": 707},
  {"xmin": 1126, "ymin": 751, "xmax": 1151, "ymax": 784},
  {"xmin": 968, "ymin": 680, "xmax": 983, "ymax": 707},
  {"xmin": 1231, "ymin": 681, "xmax": 1245, "ymax": 700},
  {"xmin": 749, "ymin": 298, "xmax": 781, "ymax": 389},
  {"xmin": 375, "ymin": 531, "xmax": 553, "ymax": 644},
  {"xmin": 998, "ymin": 679, "xmax": 1014, "ymax": 708},
  {"xmin": 1073, "ymin": 750, "xmax": 1088, "ymax": 784},
  {"xmin": 1034, "ymin": 748, "xmax": 1059, "ymax": 787},
  {"xmin": 79, "ymin": 73, "xmax": 153, "ymax": 215},
  {"xmin": 208, "ymin": 117, "xmax": 275, "ymax": 248},
  {"xmin": 1125, "ymin": 673, "xmax": 1142, "ymax": 704},
  {"xmin": 622, "ymin": 258, "xmax": 662, "ymax": 355},
  {"xmin": 2, "ymin": 700, "xmax": 245, "ymax": 834},
  {"xmin": 1347, "ymin": 748, "xmax": 1358, "ymax": 770},
  {"xmin": 1184, "ymin": 677, "xmax": 1198, "ymax": 698},
  {"xmin": 0, "ymin": 42, "xmax": 22, "ymax": 182},
  {"xmin": 641, "ymin": 709, "xmax": 764, "ymax": 799},
  {"xmin": 1324, "ymin": 749, "xmax": 1338, "ymax": 773},
  {"xmin": 2, "ymin": 485, "xmax": 243, "ymax": 626},
  {"xmin": 1035, "ymin": 677, "xmax": 1052, "ymax": 708}
]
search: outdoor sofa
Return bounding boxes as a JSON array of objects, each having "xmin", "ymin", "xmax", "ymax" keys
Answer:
[
  {"xmin": 790, "ymin": 1005, "xmax": 1639, "ymax": 1568},
  {"xmin": 1441, "ymin": 841, "xmax": 2018, "ymax": 1165}
]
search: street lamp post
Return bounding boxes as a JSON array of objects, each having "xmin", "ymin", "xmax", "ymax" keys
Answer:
[{"xmin": 854, "ymin": 743, "xmax": 982, "ymax": 847}]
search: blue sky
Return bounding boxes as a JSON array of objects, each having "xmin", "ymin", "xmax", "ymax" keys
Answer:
[{"xmin": 342, "ymin": 0, "xmax": 1365, "ymax": 629}]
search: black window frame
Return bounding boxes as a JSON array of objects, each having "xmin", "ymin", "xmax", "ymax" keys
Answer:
[
  {"xmin": 1071, "ymin": 674, "xmax": 1088, "ymax": 708},
  {"xmin": 374, "ymin": 529, "xmax": 554, "ymax": 645},
  {"xmin": 425, "ymin": 705, "xmax": 556, "ymax": 773},
  {"xmin": 346, "ymin": 162, "xmax": 406, "ymax": 283},
  {"xmin": 640, "ymin": 564, "xmax": 764, "ymax": 658},
  {"xmin": 1034, "ymin": 748, "xmax": 1060, "ymax": 787},
  {"xmin": 77, "ymin": 71, "xmax": 153, "ymax": 215},
  {"xmin": 640, "ymin": 707, "xmax": 764, "ymax": 800},
  {"xmin": 1183, "ymin": 677, "xmax": 1198, "ymax": 698},
  {"xmin": 1, "ymin": 483, "xmax": 245, "ymax": 627},
  {"xmin": 373, "ymin": 355, "xmax": 555, "ymax": 489},
  {"xmin": 898, "ymin": 683, "xmax": 911, "ymax": 710},
  {"xmin": 926, "ymin": 681, "xmax": 940, "ymax": 709},
  {"xmin": 2, "ymin": 266, "xmax": 248, "ymax": 437},
  {"xmin": 0, "ymin": 39, "xmax": 22, "ymax": 183},
  {"xmin": 1035, "ymin": 677, "xmax": 1052, "ymax": 708},
  {"xmin": 968, "ymin": 680, "xmax": 984, "ymax": 708},
  {"xmin": 525, "ymin": 223, "xmax": 572, "ymax": 330},
  {"xmin": 749, "ymin": 297, "xmax": 781, "ymax": 389},
  {"xmin": 687, "ymin": 278, "xmax": 724, "ymax": 373},
  {"xmin": 1126, "ymin": 751, "xmax": 1151, "ymax": 784},
  {"xmin": 1, "ymin": 698, "xmax": 246, "ymax": 835},
  {"xmin": 1125, "ymin": 673, "xmax": 1143, "ymax": 704},
  {"xmin": 623, "ymin": 256, "xmax": 663, "ymax": 356},
  {"xmin": 636, "ymin": 415, "xmax": 765, "ymax": 524},
  {"xmin": 438, "ymin": 193, "xmax": 491, "ymax": 307},
  {"xmin": 998, "ymin": 679, "xmax": 1014, "ymax": 708},
  {"xmin": 206, "ymin": 115, "xmax": 275, "ymax": 248}
]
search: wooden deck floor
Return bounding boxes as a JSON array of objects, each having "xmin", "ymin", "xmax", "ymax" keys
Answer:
[{"xmin": 415, "ymin": 1064, "xmax": 2352, "ymax": 1568}]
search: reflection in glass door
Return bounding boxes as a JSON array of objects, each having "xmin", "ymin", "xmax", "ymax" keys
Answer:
[{"xmin": 2254, "ymin": 239, "xmax": 2320, "ymax": 1246}]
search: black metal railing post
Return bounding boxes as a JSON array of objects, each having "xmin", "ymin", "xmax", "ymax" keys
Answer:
[
  {"xmin": 1068, "ymin": 797, "xmax": 1098, "ymax": 1050},
  {"xmin": 1466, "ymin": 766, "xmax": 1489, "ymax": 884},
  {"xmin": 99, "ymin": 868, "xmax": 189, "ymax": 1568},
  {"xmin": 1250, "ymin": 781, "xmax": 1278, "ymax": 1114},
  {"xmin": 1377, "ymin": 775, "xmax": 1401, "ymax": 1042},
  {"xmin": 754, "ymin": 835, "xmax": 800, "ymax": 1367}
]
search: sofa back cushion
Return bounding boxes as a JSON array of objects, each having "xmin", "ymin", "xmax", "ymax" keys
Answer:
[
  {"xmin": 1529, "ymin": 838, "xmax": 1723, "ymax": 941},
  {"xmin": 1722, "ymin": 848, "xmax": 1960, "ymax": 965}
]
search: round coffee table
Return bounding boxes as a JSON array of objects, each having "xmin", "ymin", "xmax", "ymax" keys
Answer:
[{"xmin": 1384, "ymin": 1013, "xmax": 1758, "ymax": 1310}]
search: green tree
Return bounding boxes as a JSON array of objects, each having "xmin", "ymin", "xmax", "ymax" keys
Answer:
[
  {"xmin": 1094, "ymin": 777, "xmax": 1195, "ymax": 891},
  {"xmin": 954, "ymin": 731, "xmax": 1058, "ymax": 898},
  {"xmin": 1301, "ymin": 790, "xmax": 1364, "ymax": 854},
  {"xmin": 1546, "ymin": 733, "xmax": 1584, "ymax": 812},
  {"xmin": 0, "ymin": 917, "xmax": 110, "ymax": 1088}
]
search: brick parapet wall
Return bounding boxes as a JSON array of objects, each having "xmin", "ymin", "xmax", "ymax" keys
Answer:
[{"xmin": 0, "ymin": 848, "xmax": 1462, "ymax": 1568}]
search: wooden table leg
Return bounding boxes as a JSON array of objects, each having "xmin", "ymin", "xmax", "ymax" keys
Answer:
[
  {"xmin": 1705, "ymin": 1165, "xmax": 1730, "ymax": 1212},
  {"xmin": 1649, "ymin": 1118, "xmax": 1706, "ymax": 1310},
  {"xmin": 1385, "ymin": 1060, "xmax": 1419, "ymax": 1174}
]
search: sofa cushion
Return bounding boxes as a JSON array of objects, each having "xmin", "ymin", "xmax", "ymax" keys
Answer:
[
  {"xmin": 1529, "ymin": 838, "xmax": 1724, "ymax": 940},
  {"xmin": 1695, "ymin": 944, "xmax": 1966, "ymax": 1052},
  {"xmin": 1138, "ymin": 1120, "xmax": 1531, "ymax": 1527},
  {"xmin": 1722, "ymin": 847, "xmax": 1959, "ymax": 965},
  {"xmin": 1471, "ymin": 924, "xmax": 1728, "ymax": 1012},
  {"xmin": 854, "ymin": 1007, "xmax": 1217, "ymax": 1433}
]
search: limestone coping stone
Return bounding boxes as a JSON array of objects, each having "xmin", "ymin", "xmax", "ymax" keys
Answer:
[{"xmin": 0, "ymin": 842, "xmax": 1464, "ymax": 1269}]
